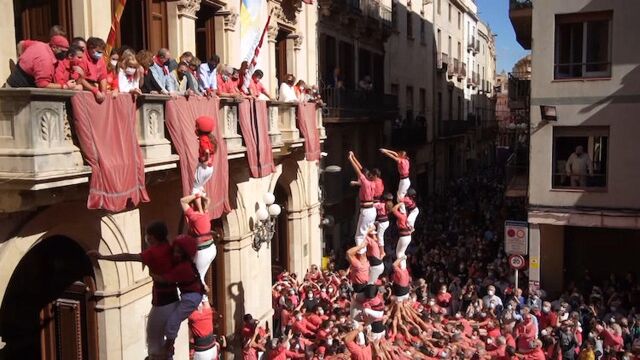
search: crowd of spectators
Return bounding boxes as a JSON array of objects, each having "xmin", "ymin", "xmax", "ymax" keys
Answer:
[
  {"xmin": 5, "ymin": 25, "xmax": 324, "ymax": 106},
  {"xmin": 237, "ymin": 168, "xmax": 640, "ymax": 360}
]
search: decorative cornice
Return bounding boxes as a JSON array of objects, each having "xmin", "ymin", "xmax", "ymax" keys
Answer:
[
  {"xmin": 221, "ymin": 9, "xmax": 239, "ymax": 31},
  {"xmin": 267, "ymin": 23, "xmax": 279, "ymax": 42}
]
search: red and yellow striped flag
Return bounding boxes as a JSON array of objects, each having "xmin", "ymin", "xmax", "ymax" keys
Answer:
[{"xmin": 105, "ymin": 0, "xmax": 127, "ymax": 59}]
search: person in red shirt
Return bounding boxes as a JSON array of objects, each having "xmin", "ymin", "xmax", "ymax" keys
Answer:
[
  {"xmin": 192, "ymin": 115, "xmax": 217, "ymax": 202},
  {"xmin": 537, "ymin": 301, "xmax": 559, "ymax": 332},
  {"xmin": 435, "ymin": 284, "xmax": 452, "ymax": 310},
  {"xmin": 78, "ymin": 37, "xmax": 108, "ymax": 103},
  {"xmin": 6, "ymin": 35, "xmax": 72, "ymax": 89},
  {"xmin": 188, "ymin": 299, "xmax": 220, "ymax": 360},
  {"xmin": 291, "ymin": 311, "xmax": 317, "ymax": 337},
  {"xmin": 515, "ymin": 314, "xmax": 537, "ymax": 352},
  {"xmin": 348, "ymin": 151, "xmax": 376, "ymax": 251},
  {"xmin": 402, "ymin": 188, "xmax": 420, "ymax": 230},
  {"xmin": 306, "ymin": 305, "xmax": 328, "ymax": 328},
  {"xmin": 344, "ymin": 327, "xmax": 372, "ymax": 360},
  {"xmin": 150, "ymin": 234, "xmax": 205, "ymax": 357},
  {"xmin": 180, "ymin": 193, "xmax": 216, "ymax": 289},
  {"xmin": 392, "ymin": 202, "xmax": 412, "ymax": 268},
  {"xmin": 374, "ymin": 193, "xmax": 392, "ymax": 249},
  {"xmin": 365, "ymin": 227, "xmax": 384, "ymax": 285},
  {"xmin": 217, "ymin": 65, "xmax": 242, "ymax": 98},
  {"xmin": 105, "ymin": 49, "xmax": 119, "ymax": 94},
  {"xmin": 242, "ymin": 324, "xmax": 266, "ymax": 360},
  {"xmin": 380, "ymin": 148, "xmax": 411, "ymax": 200},
  {"xmin": 347, "ymin": 241, "xmax": 370, "ymax": 320},
  {"xmin": 596, "ymin": 323, "xmax": 624, "ymax": 352},
  {"xmin": 54, "ymin": 44, "xmax": 84, "ymax": 90},
  {"xmin": 248, "ymin": 69, "xmax": 273, "ymax": 100},
  {"xmin": 87, "ymin": 221, "xmax": 179, "ymax": 360},
  {"xmin": 391, "ymin": 256, "xmax": 411, "ymax": 303},
  {"xmin": 518, "ymin": 340, "xmax": 546, "ymax": 360}
]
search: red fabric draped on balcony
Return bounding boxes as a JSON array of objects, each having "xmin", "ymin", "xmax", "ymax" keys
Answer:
[
  {"xmin": 237, "ymin": 99, "xmax": 275, "ymax": 178},
  {"xmin": 296, "ymin": 102, "xmax": 321, "ymax": 161},
  {"xmin": 71, "ymin": 92, "xmax": 150, "ymax": 211},
  {"xmin": 165, "ymin": 96, "xmax": 230, "ymax": 219}
]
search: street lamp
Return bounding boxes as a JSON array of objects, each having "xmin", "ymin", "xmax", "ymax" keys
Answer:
[{"xmin": 252, "ymin": 192, "xmax": 281, "ymax": 252}]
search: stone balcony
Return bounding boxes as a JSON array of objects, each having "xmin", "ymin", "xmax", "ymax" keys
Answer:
[{"xmin": 0, "ymin": 89, "xmax": 325, "ymax": 209}]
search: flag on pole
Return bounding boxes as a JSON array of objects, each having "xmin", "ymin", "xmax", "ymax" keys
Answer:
[
  {"xmin": 105, "ymin": 0, "xmax": 127, "ymax": 60},
  {"xmin": 239, "ymin": 0, "xmax": 271, "ymax": 94}
]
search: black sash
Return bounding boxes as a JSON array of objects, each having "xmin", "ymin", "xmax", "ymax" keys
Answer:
[
  {"xmin": 193, "ymin": 333, "xmax": 216, "ymax": 352},
  {"xmin": 371, "ymin": 321, "xmax": 385, "ymax": 333},
  {"xmin": 393, "ymin": 283, "xmax": 411, "ymax": 297}
]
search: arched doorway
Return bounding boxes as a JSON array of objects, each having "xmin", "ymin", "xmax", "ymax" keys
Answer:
[
  {"xmin": 0, "ymin": 236, "xmax": 98, "ymax": 360},
  {"xmin": 271, "ymin": 183, "xmax": 289, "ymax": 280}
]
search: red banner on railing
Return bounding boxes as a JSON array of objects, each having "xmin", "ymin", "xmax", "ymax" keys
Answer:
[
  {"xmin": 297, "ymin": 102, "xmax": 321, "ymax": 161},
  {"xmin": 165, "ymin": 96, "xmax": 230, "ymax": 219},
  {"xmin": 238, "ymin": 99, "xmax": 275, "ymax": 178},
  {"xmin": 71, "ymin": 92, "xmax": 150, "ymax": 212}
]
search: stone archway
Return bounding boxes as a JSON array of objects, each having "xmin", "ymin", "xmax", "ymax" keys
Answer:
[{"xmin": 0, "ymin": 236, "xmax": 97, "ymax": 359}]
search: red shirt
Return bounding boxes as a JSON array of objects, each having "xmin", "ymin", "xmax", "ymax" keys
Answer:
[
  {"xmin": 17, "ymin": 41, "xmax": 58, "ymax": 87},
  {"xmin": 184, "ymin": 207, "xmax": 212, "ymax": 242},
  {"xmin": 346, "ymin": 340, "xmax": 372, "ymax": 360},
  {"xmin": 374, "ymin": 201, "xmax": 388, "ymax": 220},
  {"xmin": 358, "ymin": 174, "xmax": 375, "ymax": 202},
  {"xmin": 522, "ymin": 349, "xmax": 545, "ymax": 360},
  {"xmin": 163, "ymin": 261, "xmax": 203, "ymax": 293},
  {"xmin": 307, "ymin": 313, "xmax": 327, "ymax": 328},
  {"xmin": 141, "ymin": 243, "xmax": 179, "ymax": 306},
  {"xmin": 392, "ymin": 262, "xmax": 410, "ymax": 287},
  {"xmin": 600, "ymin": 328, "xmax": 624, "ymax": 351},
  {"xmin": 218, "ymin": 77, "xmax": 238, "ymax": 94},
  {"xmin": 402, "ymin": 196, "xmax": 416, "ymax": 210},
  {"xmin": 106, "ymin": 70, "xmax": 118, "ymax": 91},
  {"xmin": 397, "ymin": 158, "xmax": 410, "ymax": 178},
  {"xmin": 188, "ymin": 307, "xmax": 214, "ymax": 338},
  {"xmin": 249, "ymin": 79, "xmax": 267, "ymax": 97},
  {"xmin": 198, "ymin": 134, "xmax": 215, "ymax": 165},
  {"xmin": 349, "ymin": 256, "xmax": 370, "ymax": 285},
  {"xmin": 54, "ymin": 59, "xmax": 81, "ymax": 85},
  {"xmin": 242, "ymin": 346, "xmax": 258, "ymax": 360},
  {"xmin": 537, "ymin": 311, "xmax": 558, "ymax": 330},
  {"xmin": 366, "ymin": 233, "xmax": 382, "ymax": 259},
  {"xmin": 373, "ymin": 178, "xmax": 384, "ymax": 198},
  {"xmin": 436, "ymin": 292, "xmax": 452, "ymax": 307},
  {"xmin": 393, "ymin": 209, "xmax": 410, "ymax": 233},
  {"xmin": 80, "ymin": 52, "xmax": 107, "ymax": 83}
]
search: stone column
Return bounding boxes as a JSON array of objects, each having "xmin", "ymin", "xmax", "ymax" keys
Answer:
[
  {"xmin": 0, "ymin": 0, "xmax": 16, "ymax": 81},
  {"xmin": 215, "ymin": 9, "xmax": 239, "ymax": 66},
  {"xmin": 167, "ymin": 0, "xmax": 201, "ymax": 55},
  {"xmin": 528, "ymin": 222, "xmax": 541, "ymax": 293},
  {"xmin": 70, "ymin": 0, "xmax": 111, "ymax": 40},
  {"xmin": 267, "ymin": 23, "xmax": 279, "ymax": 96}
]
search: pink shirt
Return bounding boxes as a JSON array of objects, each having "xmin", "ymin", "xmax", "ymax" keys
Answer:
[
  {"xmin": 365, "ymin": 234, "xmax": 381, "ymax": 259},
  {"xmin": 349, "ymin": 256, "xmax": 370, "ymax": 285},
  {"xmin": 373, "ymin": 178, "xmax": 384, "ymax": 198},
  {"xmin": 393, "ymin": 209, "xmax": 410, "ymax": 232},
  {"xmin": 397, "ymin": 158, "xmax": 410, "ymax": 178},
  {"xmin": 402, "ymin": 196, "xmax": 416, "ymax": 210},
  {"xmin": 374, "ymin": 201, "xmax": 387, "ymax": 219},
  {"xmin": 345, "ymin": 341, "xmax": 372, "ymax": 360},
  {"xmin": 249, "ymin": 79, "xmax": 267, "ymax": 97},
  {"xmin": 358, "ymin": 174, "xmax": 375, "ymax": 202},
  {"xmin": 392, "ymin": 262, "xmax": 410, "ymax": 287},
  {"xmin": 80, "ymin": 52, "xmax": 107, "ymax": 82},
  {"xmin": 17, "ymin": 41, "xmax": 57, "ymax": 87}
]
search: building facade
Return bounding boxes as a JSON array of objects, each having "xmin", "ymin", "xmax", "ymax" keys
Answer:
[
  {"xmin": 0, "ymin": 0, "xmax": 324, "ymax": 358},
  {"xmin": 510, "ymin": 0, "xmax": 640, "ymax": 296}
]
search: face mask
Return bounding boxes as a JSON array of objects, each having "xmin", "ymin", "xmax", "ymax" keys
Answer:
[
  {"xmin": 111, "ymin": 59, "xmax": 118, "ymax": 67},
  {"xmin": 55, "ymin": 50, "xmax": 67, "ymax": 60},
  {"xmin": 326, "ymin": 338, "xmax": 333, "ymax": 346},
  {"xmin": 92, "ymin": 51, "xmax": 103, "ymax": 60},
  {"xmin": 125, "ymin": 67, "xmax": 137, "ymax": 76},
  {"xmin": 164, "ymin": 59, "xmax": 171, "ymax": 66}
]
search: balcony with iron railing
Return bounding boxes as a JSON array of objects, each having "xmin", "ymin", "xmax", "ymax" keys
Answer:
[
  {"xmin": 438, "ymin": 119, "xmax": 474, "ymax": 138},
  {"xmin": 379, "ymin": 3, "xmax": 393, "ymax": 27},
  {"xmin": 0, "ymin": 89, "xmax": 325, "ymax": 195},
  {"xmin": 508, "ymin": 71, "xmax": 531, "ymax": 110},
  {"xmin": 509, "ymin": 0, "xmax": 532, "ymax": 50},
  {"xmin": 321, "ymin": 88, "xmax": 398, "ymax": 119},
  {"xmin": 467, "ymin": 36, "xmax": 476, "ymax": 53},
  {"xmin": 458, "ymin": 62, "xmax": 467, "ymax": 81}
]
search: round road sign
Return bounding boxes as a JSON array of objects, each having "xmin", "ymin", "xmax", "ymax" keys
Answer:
[{"xmin": 508, "ymin": 255, "xmax": 526, "ymax": 270}]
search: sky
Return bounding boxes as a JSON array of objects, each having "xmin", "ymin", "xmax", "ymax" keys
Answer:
[{"xmin": 475, "ymin": 0, "xmax": 530, "ymax": 73}]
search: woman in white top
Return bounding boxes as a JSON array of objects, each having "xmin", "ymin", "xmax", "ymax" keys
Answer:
[{"xmin": 118, "ymin": 53, "xmax": 143, "ymax": 95}]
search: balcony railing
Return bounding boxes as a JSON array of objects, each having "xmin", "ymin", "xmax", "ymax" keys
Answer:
[
  {"xmin": 453, "ymin": 58, "xmax": 460, "ymax": 75},
  {"xmin": 321, "ymin": 88, "xmax": 398, "ymax": 119},
  {"xmin": 509, "ymin": 0, "xmax": 533, "ymax": 50},
  {"xmin": 505, "ymin": 151, "xmax": 529, "ymax": 198},
  {"xmin": 457, "ymin": 62, "xmax": 466, "ymax": 80},
  {"xmin": 467, "ymin": 36, "xmax": 476, "ymax": 53},
  {"xmin": 361, "ymin": 0, "xmax": 380, "ymax": 19},
  {"xmin": 438, "ymin": 120, "xmax": 474, "ymax": 138},
  {"xmin": 379, "ymin": 4, "xmax": 393, "ymax": 26},
  {"xmin": 447, "ymin": 56, "xmax": 455, "ymax": 79},
  {"xmin": 0, "ymin": 88, "xmax": 325, "ymax": 190},
  {"xmin": 508, "ymin": 72, "xmax": 531, "ymax": 110}
]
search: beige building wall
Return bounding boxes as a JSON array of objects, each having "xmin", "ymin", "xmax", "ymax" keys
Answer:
[{"xmin": 528, "ymin": 0, "xmax": 640, "ymax": 210}]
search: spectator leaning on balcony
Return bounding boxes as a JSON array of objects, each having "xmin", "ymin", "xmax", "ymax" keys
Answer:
[
  {"xmin": 217, "ymin": 65, "xmax": 241, "ymax": 98},
  {"xmin": 170, "ymin": 61, "xmax": 200, "ymax": 96},
  {"xmin": 77, "ymin": 37, "xmax": 109, "ymax": 103},
  {"xmin": 53, "ymin": 45, "xmax": 84, "ymax": 90},
  {"xmin": 117, "ymin": 53, "xmax": 142, "ymax": 95},
  {"xmin": 249, "ymin": 69, "xmax": 273, "ymax": 100},
  {"xmin": 294, "ymin": 80, "xmax": 307, "ymax": 101},
  {"xmin": 199, "ymin": 55, "xmax": 220, "ymax": 96},
  {"xmin": 149, "ymin": 48, "xmax": 177, "ymax": 95},
  {"xmin": 278, "ymin": 74, "xmax": 298, "ymax": 103},
  {"xmin": 5, "ymin": 35, "xmax": 72, "ymax": 89},
  {"xmin": 105, "ymin": 49, "xmax": 119, "ymax": 93},
  {"xmin": 16, "ymin": 25, "xmax": 66, "ymax": 57}
]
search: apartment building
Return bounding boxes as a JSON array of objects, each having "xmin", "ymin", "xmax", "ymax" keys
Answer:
[
  {"xmin": 510, "ymin": 0, "xmax": 640, "ymax": 296},
  {"xmin": 0, "ymin": 0, "xmax": 323, "ymax": 358}
]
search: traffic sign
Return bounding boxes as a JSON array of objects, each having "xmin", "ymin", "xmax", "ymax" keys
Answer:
[
  {"xmin": 508, "ymin": 255, "xmax": 526, "ymax": 270},
  {"xmin": 504, "ymin": 220, "xmax": 528, "ymax": 255}
]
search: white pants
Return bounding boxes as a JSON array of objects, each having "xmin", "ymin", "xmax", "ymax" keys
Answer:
[
  {"xmin": 368, "ymin": 330, "xmax": 386, "ymax": 342},
  {"xmin": 368, "ymin": 263, "xmax": 385, "ymax": 284},
  {"xmin": 407, "ymin": 208, "xmax": 419, "ymax": 228},
  {"xmin": 395, "ymin": 293, "xmax": 410, "ymax": 303},
  {"xmin": 192, "ymin": 163, "xmax": 214, "ymax": 195},
  {"xmin": 376, "ymin": 220, "xmax": 389, "ymax": 246},
  {"xmin": 396, "ymin": 235, "xmax": 411, "ymax": 268},
  {"xmin": 397, "ymin": 178, "xmax": 410, "ymax": 200},
  {"xmin": 355, "ymin": 207, "xmax": 376, "ymax": 252},
  {"xmin": 147, "ymin": 302, "xmax": 179, "ymax": 358},
  {"xmin": 195, "ymin": 244, "xmax": 217, "ymax": 284},
  {"xmin": 193, "ymin": 346, "xmax": 218, "ymax": 360}
]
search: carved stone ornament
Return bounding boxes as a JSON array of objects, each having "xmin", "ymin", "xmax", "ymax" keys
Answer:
[
  {"xmin": 292, "ymin": 33, "xmax": 304, "ymax": 50},
  {"xmin": 267, "ymin": 23, "xmax": 279, "ymax": 42},
  {"xmin": 223, "ymin": 10, "xmax": 239, "ymax": 31},
  {"xmin": 147, "ymin": 110, "xmax": 161, "ymax": 138},
  {"xmin": 39, "ymin": 109, "xmax": 61, "ymax": 146},
  {"xmin": 177, "ymin": 0, "xmax": 201, "ymax": 18},
  {"xmin": 270, "ymin": 1, "xmax": 297, "ymax": 27}
]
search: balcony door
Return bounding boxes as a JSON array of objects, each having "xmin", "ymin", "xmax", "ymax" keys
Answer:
[
  {"xmin": 14, "ymin": 0, "xmax": 73, "ymax": 43},
  {"xmin": 195, "ymin": 3, "xmax": 220, "ymax": 61},
  {"xmin": 117, "ymin": 0, "xmax": 168, "ymax": 51}
]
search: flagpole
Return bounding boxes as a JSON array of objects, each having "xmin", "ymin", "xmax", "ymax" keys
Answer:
[{"xmin": 105, "ymin": 0, "xmax": 127, "ymax": 61}]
